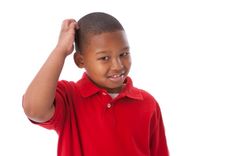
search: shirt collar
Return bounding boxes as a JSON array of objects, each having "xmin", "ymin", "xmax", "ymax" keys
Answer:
[{"xmin": 77, "ymin": 73, "xmax": 143, "ymax": 101}]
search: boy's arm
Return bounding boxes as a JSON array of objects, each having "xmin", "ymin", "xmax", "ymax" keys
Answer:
[{"xmin": 23, "ymin": 19, "xmax": 78, "ymax": 123}]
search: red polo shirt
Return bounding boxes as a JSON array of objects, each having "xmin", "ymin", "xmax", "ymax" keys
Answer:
[{"xmin": 32, "ymin": 73, "xmax": 169, "ymax": 156}]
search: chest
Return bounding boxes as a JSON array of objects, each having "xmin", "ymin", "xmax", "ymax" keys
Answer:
[{"xmin": 60, "ymin": 92, "xmax": 153, "ymax": 156}]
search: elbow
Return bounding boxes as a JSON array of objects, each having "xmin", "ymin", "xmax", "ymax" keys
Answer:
[
  {"xmin": 22, "ymin": 94, "xmax": 32, "ymax": 117},
  {"xmin": 22, "ymin": 94, "xmax": 39, "ymax": 120},
  {"xmin": 22, "ymin": 95, "xmax": 54, "ymax": 123}
]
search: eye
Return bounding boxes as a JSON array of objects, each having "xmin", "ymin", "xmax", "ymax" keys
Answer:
[
  {"xmin": 120, "ymin": 52, "xmax": 130, "ymax": 57},
  {"xmin": 98, "ymin": 56, "xmax": 109, "ymax": 61}
]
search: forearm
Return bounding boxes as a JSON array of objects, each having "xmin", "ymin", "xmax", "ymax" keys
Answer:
[
  {"xmin": 23, "ymin": 19, "xmax": 78, "ymax": 122},
  {"xmin": 23, "ymin": 47, "xmax": 67, "ymax": 122}
]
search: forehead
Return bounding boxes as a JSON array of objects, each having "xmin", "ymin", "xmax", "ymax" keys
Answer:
[{"xmin": 85, "ymin": 30, "xmax": 129, "ymax": 53}]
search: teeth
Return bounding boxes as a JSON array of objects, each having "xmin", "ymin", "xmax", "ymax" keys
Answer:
[
  {"xmin": 109, "ymin": 72, "xmax": 125, "ymax": 78},
  {"xmin": 112, "ymin": 74, "xmax": 120, "ymax": 78},
  {"xmin": 110, "ymin": 73, "xmax": 124, "ymax": 78}
]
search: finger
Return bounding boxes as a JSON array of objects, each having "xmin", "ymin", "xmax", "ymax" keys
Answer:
[
  {"xmin": 75, "ymin": 22, "xmax": 79, "ymax": 30},
  {"xmin": 68, "ymin": 21, "xmax": 77, "ymax": 29},
  {"xmin": 61, "ymin": 20, "xmax": 69, "ymax": 31},
  {"xmin": 68, "ymin": 22, "xmax": 80, "ymax": 32},
  {"xmin": 61, "ymin": 19, "xmax": 76, "ymax": 30}
]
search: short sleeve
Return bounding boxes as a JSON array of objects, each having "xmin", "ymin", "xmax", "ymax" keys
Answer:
[
  {"xmin": 150, "ymin": 102, "xmax": 169, "ymax": 156},
  {"xmin": 30, "ymin": 81, "xmax": 68, "ymax": 133}
]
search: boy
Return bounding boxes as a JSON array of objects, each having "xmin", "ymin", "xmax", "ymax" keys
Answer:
[{"xmin": 23, "ymin": 12, "xmax": 169, "ymax": 156}]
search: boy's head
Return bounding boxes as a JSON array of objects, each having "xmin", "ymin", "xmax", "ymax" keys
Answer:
[
  {"xmin": 74, "ymin": 12, "xmax": 131, "ymax": 93},
  {"xmin": 75, "ymin": 12, "xmax": 124, "ymax": 52}
]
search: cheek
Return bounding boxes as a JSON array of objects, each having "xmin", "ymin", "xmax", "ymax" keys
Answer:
[
  {"xmin": 85, "ymin": 61, "xmax": 107, "ymax": 74},
  {"xmin": 124, "ymin": 58, "xmax": 132, "ymax": 68}
]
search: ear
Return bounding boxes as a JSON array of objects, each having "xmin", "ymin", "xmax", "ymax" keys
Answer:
[{"xmin": 73, "ymin": 52, "xmax": 85, "ymax": 68}]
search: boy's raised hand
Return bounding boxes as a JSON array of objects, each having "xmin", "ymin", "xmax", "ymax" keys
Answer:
[
  {"xmin": 23, "ymin": 19, "xmax": 79, "ymax": 123},
  {"xmin": 56, "ymin": 19, "xmax": 79, "ymax": 56}
]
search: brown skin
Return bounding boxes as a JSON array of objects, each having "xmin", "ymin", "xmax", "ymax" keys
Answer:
[
  {"xmin": 23, "ymin": 19, "xmax": 78, "ymax": 123},
  {"xmin": 23, "ymin": 19, "xmax": 131, "ymax": 123},
  {"xmin": 74, "ymin": 31, "xmax": 131, "ymax": 93}
]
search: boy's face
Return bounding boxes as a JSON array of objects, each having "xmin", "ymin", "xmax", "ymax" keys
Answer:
[{"xmin": 76, "ymin": 30, "xmax": 131, "ymax": 93}]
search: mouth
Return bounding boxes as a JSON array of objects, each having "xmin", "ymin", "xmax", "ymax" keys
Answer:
[{"xmin": 108, "ymin": 72, "xmax": 125, "ymax": 82}]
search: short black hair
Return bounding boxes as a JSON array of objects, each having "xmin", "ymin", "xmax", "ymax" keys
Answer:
[{"xmin": 75, "ymin": 12, "xmax": 124, "ymax": 52}]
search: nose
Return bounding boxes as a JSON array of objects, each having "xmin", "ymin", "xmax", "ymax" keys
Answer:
[{"xmin": 111, "ymin": 58, "xmax": 123, "ymax": 71}]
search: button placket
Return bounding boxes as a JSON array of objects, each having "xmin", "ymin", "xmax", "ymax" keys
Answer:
[
  {"xmin": 107, "ymin": 103, "xmax": 112, "ymax": 108},
  {"xmin": 101, "ymin": 91, "xmax": 112, "ymax": 109}
]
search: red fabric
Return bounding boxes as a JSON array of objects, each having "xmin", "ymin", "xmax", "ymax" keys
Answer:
[{"xmin": 32, "ymin": 73, "xmax": 169, "ymax": 156}]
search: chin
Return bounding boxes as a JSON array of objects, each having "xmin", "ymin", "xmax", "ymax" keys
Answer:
[{"xmin": 105, "ymin": 85, "xmax": 123, "ymax": 93}]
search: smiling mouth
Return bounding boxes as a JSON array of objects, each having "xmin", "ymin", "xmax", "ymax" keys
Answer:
[{"xmin": 108, "ymin": 73, "xmax": 125, "ymax": 82}]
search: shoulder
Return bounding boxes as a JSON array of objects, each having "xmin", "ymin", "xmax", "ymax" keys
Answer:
[
  {"xmin": 56, "ymin": 80, "xmax": 78, "ymax": 95},
  {"xmin": 140, "ymin": 88, "xmax": 158, "ymax": 104},
  {"xmin": 57, "ymin": 80, "xmax": 77, "ymax": 86},
  {"xmin": 126, "ymin": 77, "xmax": 159, "ymax": 108},
  {"xmin": 133, "ymin": 86, "xmax": 160, "ymax": 110}
]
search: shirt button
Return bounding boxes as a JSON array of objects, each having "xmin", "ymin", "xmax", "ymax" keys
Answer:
[
  {"xmin": 102, "ymin": 92, "xmax": 107, "ymax": 95},
  {"xmin": 107, "ymin": 103, "xmax": 112, "ymax": 108}
]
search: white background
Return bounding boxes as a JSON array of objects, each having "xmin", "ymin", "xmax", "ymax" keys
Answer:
[{"xmin": 0, "ymin": 0, "xmax": 235, "ymax": 155}]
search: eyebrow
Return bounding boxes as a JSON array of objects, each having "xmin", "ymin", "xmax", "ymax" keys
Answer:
[
  {"xmin": 95, "ymin": 46, "xmax": 130, "ymax": 55},
  {"xmin": 121, "ymin": 46, "xmax": 130, "ymax": 52},
  {"xmin": 95, "ymin": 51, "xmax": 108, "ymax": 55}
]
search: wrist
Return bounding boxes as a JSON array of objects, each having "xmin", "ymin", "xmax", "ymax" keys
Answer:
[
  {"xmin": 51, "ymin": 47, "xmax": 69, "ymax": 61},
  {"xmin": 53, "ymin": 46, "xmax": 70, "ymax": 58}
]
